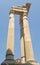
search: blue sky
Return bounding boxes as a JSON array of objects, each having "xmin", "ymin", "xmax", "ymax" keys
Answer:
[{"xmin": 0, "ymin": 0, "xmax": 40, "ymax": 64}]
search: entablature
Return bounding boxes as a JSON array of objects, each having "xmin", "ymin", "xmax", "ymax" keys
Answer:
[{"xmin": 10, "ymin": 3, "xmax": 31, "ymax": 15}]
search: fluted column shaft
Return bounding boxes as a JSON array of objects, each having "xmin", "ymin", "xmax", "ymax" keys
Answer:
[
  {"xmin": 20, "ymin": 15, "xmax": 25, "ymax": 63},
  {"xmin": 23, "ymin": 12, "xmax": 34, "ymax": 62},
  {"xmin": 6, "ymin": 12, "xmax": 14, "ymax": 59}
]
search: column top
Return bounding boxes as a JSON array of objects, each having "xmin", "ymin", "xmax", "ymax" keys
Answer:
[{"xmin": 10, "ymin": 3, "xmax": 31, "ymax": 15}]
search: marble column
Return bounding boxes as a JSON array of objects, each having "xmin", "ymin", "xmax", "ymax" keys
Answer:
[
  {"xmin": 20, "ymin": 15, "xmax": 25, "ymax": 63},
  {"xmin": 23, "ymin": 12, "xmax": 34, "ymax": 62},
  {"xmin": 6, "ymin": 12, "xmax": 14, "ymax": 60}
]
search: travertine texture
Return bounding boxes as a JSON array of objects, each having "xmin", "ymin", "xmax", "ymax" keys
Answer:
[
  {"xmin": 23, "ymin": 12, "xmax": 34, "ymax": 62},
  {"xmin": 6, "ymin": 13, "xmax": 14, "ymax": 55}
]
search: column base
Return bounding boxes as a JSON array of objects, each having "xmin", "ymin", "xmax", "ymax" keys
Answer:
[
  {"xmin": 26, "ymin": 60, "xmax": 40, "ymax": 65},
  {"xmin": 1, "ymin": 60, "xmax": 40, "ymax": 65},
  {"xmin": 21, "ymin": 56, "xmax": 25, "ymax": 63}
]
